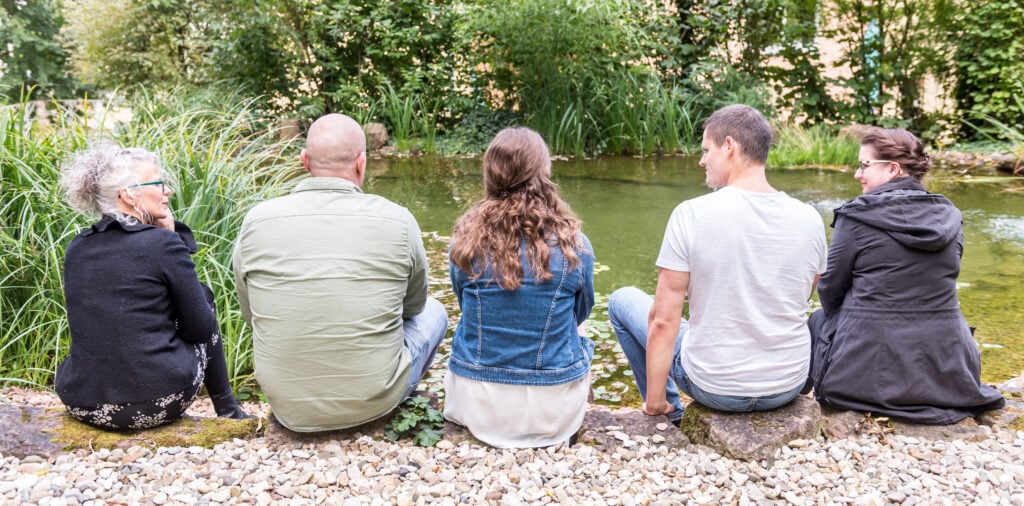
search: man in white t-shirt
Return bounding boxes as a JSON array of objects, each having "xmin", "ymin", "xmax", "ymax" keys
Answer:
[{"xmin": 608, "ymin": 104, "xmax": 827, "ymax": 424}]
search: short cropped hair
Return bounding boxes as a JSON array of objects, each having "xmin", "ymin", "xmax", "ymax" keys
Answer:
[{"xmin": 702, "ymin": 105, "xmax": 773, "ymax": 165}]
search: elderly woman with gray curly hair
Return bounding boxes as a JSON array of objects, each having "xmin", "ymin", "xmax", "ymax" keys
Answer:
[{"xmin": 56, "ymin": 143, "xmax": 252, "ymax": 429}]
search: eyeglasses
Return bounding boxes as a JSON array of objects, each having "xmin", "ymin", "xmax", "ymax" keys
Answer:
[
  {"xmin": 857, "ymin": 160, "xmax": 893, "ymax": 171},
  {"xmin": 129, "ymin": 180, "xmax": 166, "ymax": 192}
]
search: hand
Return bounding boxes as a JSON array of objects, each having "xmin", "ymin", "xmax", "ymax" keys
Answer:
[
  {"xmin": 642, "ymin": 399, "xmax": 675, "ymax": 417},
  {"xmin": 153, "ymin": 210, "xmax": 176, "ymax": 232}
]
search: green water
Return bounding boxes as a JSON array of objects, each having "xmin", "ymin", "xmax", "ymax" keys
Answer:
[{"xmin": 366, "ymin": 155, "xmax": 1024, "ymax": 400}]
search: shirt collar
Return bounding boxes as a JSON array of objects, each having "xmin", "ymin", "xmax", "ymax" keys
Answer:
[
  {"xmin": 87, "ymin": 214, "xmax": 154, "ymax": 235},
  {"xmin": 291, "ymin": 177, "xmax": 363, "ymax": 195}
]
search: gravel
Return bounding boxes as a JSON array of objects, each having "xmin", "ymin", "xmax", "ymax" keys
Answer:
[{"xmin": 3, "ymin": 388, "xmax": 1023, "ymax": 504}]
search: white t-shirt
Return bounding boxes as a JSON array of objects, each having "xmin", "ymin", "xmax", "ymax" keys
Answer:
[{"xmin": 657, "ymin": 186, "xmax": 827, "ymax": 397}]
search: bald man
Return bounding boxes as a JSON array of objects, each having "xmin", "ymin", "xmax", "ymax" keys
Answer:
[{"xmin": 233, "ymin": 114, "xmax": 448, "ymax": 432}]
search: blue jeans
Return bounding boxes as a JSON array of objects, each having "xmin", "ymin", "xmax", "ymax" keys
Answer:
[
  {"xmin": 402, "ymin": 297, "xmax": 449, "ymax": 399},
  {"xmin": 608, "ymin": 287, "xmax": 802, "ymax": 420}
]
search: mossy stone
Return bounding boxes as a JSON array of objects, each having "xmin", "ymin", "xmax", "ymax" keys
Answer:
[{"xmin": 49, "ymin": 415, "xmax": 261, "ymax": 451}]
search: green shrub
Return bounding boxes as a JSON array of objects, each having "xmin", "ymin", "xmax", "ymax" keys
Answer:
[
  {"xmin": 438, "ymin": 109, "xmax": 519, "ymax": 154},
  {"xmin": 954, "ymin": 2, "xmax": 1024, "ymax": 138}
]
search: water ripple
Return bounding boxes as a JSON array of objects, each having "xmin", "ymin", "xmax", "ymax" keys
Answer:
[{"xmin": 983, "ymin": 215, "xmax": 1024, "ymax": 246}]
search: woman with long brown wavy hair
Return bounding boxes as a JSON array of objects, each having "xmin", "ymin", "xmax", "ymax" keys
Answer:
[{"xmin": 444, "ymin": 127, "xmax": 596, "ymax": 448}]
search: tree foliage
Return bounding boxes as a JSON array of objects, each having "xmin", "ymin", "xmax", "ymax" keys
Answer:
[
  {"xmin": 0, "ymin": 0, "xmax": 84, "ymax": 99},
  {"xmin": 61, "ymin": 0, "xmax": 209, "ymax": 90},
  {"xmin": 823, "ymin": 0, "xmax": 958, "ymax": 129},
  {"xmin": 953, "ymin": 0, "xmax": 1024, "ymax": 136},
  {"xmin": 208, "ymin": 0, "xmax": 464, "ymax": 118},
  {"xmin": 671, "ymin": 0, "xmax": 833, "ymax": 123},
  {"xmin": 7, "ymin": 0, "xmax": 1021, "ymax": 147},
  {"xmin": 460, "ymin": 0, "xmax": 671, "ymax": 117}
]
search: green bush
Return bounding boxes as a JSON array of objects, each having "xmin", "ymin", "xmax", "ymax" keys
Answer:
[
  {"xmin": 0, "ymin": 0, "xmax": 85, "ymax": 99},
  {"xmin": 954, "ymin": 1, "xmax": 1024, "ymax": 138},
  {"xmin": 824, "ymin": 0, "xmax": 958, "ymax": 129},
  {"xmin": 438, "ymin": 109, "xmax": 519, "ymax": 154},
  {"xmin": 460, "ymin": 0, "xmax": 693, "ymax": 156}
]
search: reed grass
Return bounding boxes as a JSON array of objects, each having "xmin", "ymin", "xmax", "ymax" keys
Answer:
[
  {"xmin": 417, "ymin": 98, "xmax": 443, "ymax": 154},
  {"xmin": 522, "ymin": 73, "xmax": 704, "ymax": 157},
  {"xmin": 0, "ymin": 87, "xmax": 299, "ymax": 388},
  {"xmin": 377, "ymin": 84, "xmax": 416, "ymax": 151},
  {"xmin": 768, "ymin": 124, "xmax": 860, "ymax": 169},
  {"xmin": 375, "ymin": 84, "xmax": 447, "ymax": 154}
]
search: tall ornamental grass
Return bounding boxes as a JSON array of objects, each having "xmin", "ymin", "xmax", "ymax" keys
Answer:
[
  {"xmin": 768, "ymin": 124, "xmax": 861, "ymax": 169},
  {"xmin": 0, "ymin": 88, "xmax": 299, "ymax": 388},
  {"xmin": 525, "ymin": 73, "xmax": 704, "ymax": 157}
]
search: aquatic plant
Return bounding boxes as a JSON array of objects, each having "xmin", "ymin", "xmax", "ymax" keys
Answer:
[{"xmin": 768, "ymin": 124, "xmax": 860, "ymax": 169}]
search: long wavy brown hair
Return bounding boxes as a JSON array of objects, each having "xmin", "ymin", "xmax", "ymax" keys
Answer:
[{"xmin": 450, "ymin": 127, "xmax": 584, "ymax": 290}]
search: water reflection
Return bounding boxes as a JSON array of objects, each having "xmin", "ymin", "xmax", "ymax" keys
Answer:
[{"xmin": 367, "ymin": 155, "xmax": 1024, "ymax": 389}]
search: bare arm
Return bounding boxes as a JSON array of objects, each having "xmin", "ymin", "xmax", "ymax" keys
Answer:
[{"xmin": 643, "ymin": 267, "xmax": 689, "ymax": 416}]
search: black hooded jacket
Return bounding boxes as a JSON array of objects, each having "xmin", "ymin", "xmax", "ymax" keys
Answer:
[{"xmin": 810, "ymin": 177, "xmax": 1005, "ymax": 424}]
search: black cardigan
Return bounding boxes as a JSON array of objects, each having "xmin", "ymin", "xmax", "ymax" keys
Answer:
[{"xmin": 56, "ymin": 216, "xmax": 219, "ymax": 407}]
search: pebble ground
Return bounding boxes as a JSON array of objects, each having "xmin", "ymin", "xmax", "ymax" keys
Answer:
[{"xmin": 2, "ymin": 389, "xmax": 1023, "ymax": 505}]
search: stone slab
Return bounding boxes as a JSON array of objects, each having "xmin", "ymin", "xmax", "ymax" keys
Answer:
[
  {"xmin": 680, "ymin": 396, "xmax": 822, "ymax": 461},
  {"xmin": 577, "ymin": 405, "xmax": 689, "ymax": 451},
  {"xmin": 0, "ymin": 404, "xmax": 259, "ymax": 459},
  {"xmin": 0, "ymin": 405, "xmax": 66, "ymax": 458}
]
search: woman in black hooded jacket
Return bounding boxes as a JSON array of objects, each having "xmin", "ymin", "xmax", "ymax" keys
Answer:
[{"xmin": 809, "ymin": 128, "xmax": 1004, "ymax": 424}]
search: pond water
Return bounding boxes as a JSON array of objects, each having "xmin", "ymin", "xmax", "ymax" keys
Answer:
[{"xmin": 365, "ymin": 155, "xmax": 1024, "ymax": 403}]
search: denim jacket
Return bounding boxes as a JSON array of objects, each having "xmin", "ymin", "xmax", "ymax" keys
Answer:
[{"xmin": 448, "ymin": 233, "xmax": 596, "ymax": 386}]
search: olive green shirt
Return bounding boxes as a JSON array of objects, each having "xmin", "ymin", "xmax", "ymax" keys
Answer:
[{"xmin": 233, "ymin": 177, "xmax": 428, "ymax": 432}]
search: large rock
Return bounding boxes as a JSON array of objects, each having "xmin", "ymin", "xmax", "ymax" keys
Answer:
[
  {"xmin": 264, "ymin": 412, "xmax": 392, "ymax": 446},
  {"xmin": 990, "ymin": 153, "xmax": 1022, "ymax": 174},
  {"xmin": 265, "ymin": 391, "xmax": 439, "ymax": 446},
  {"xmin": 821, "ymin": 405, "xmax": 1002, "ymax": 442},
  {"xmin": 820, "ymin": 405, "xmax": 864, "ymax": 440},
  {"xmin": 278, "ymin": 118, "xmax": 302, "ymax": 142},
  {"xmin": 977, "ymin": 398, "xmax": 1024, "ymax": 431},
  {"xmin": 680, "ymin": 396, "xmax": 822, "ymax": 461},
  {"xmin": 0, "ymin": 404, "xmax": 260, "ymax": 459},
  {"xmin": 364, "ymin": 122, "xmax": 389, "ymax": 150},
  {"xmin": 0, "ymin": 405, "xmax": 66, "ymax": 458},
  {"xmin": 439, "ymin": 405, "xmax": 691, "ymax": 451},
  {"xmin": 576, "ymin": 405, "xmax": 689, "ymax": 451},
  {"xmin": 896, "ymin": 417, "xmax": 991, "ymax": 442}
]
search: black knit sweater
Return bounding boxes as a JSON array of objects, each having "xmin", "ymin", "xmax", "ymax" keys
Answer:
[{"xmin": 56, "ymin": 216, "xmax": 219, "ymax": 407}]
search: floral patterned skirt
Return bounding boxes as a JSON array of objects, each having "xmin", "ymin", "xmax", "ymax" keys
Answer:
[{"xmin": 66, "ymin": 343, "xmax": 208, "ymax": 430}]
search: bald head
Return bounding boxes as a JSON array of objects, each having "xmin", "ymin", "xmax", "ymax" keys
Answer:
[{"xmin": 302, "ymin": 114, "xmax": 367, "ymax": 179}]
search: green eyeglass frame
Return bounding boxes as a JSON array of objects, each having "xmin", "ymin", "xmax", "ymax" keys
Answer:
[{"xmin": 129, "ymin": 180, "xmax": 166, "ymax": 192}]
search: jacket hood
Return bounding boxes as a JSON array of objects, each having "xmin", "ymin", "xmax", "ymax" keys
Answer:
[{"xmin": 834, "ymin": 177, "xmax": 961, "ymax": 252}]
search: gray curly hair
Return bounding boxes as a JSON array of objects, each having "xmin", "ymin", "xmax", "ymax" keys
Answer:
[{"xmin": 60, "ymin": 142, "xmax": 161, "ymax": 222}]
